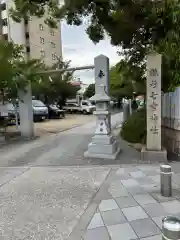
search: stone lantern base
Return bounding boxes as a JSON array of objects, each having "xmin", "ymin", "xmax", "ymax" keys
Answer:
[{"xmin": 84, "ymin": 133, "xmax": 121, "ymax": 160}]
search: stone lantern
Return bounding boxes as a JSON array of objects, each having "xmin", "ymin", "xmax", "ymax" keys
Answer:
[{"xmin": 84, "ymin": 84, "xmax": 120, "ymax": 160}]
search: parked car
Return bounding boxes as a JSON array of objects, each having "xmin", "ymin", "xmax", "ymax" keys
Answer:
[
  {"xmin": 32, "ymin": 100, "xmax": 48, "ymax": 121},
  {"xmin": 6, "ymin": 103, "xmax": 20, "ymax": 125},
  {"xmin": 47, "ymin": 104, "xmax": 65, "ymax": 119},
  {"xmin": 1, "ymin": 100, "xmax": 48, "ymax": 124},
  {"xmin": 63, "ymin": 100, "xmax": 95, "ymax": 114}
]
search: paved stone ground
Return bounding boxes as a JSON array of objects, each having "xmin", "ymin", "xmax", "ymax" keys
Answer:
[
  {"xmin": 0, "ymin": 112, "xmax": 123, "ymax": 168},
  {"xmin": 73, "ymin": 163, "xmax": 180, "ymax": 240},
  {"xmin": 34, "ymin": 114, "xmax": 96, "ymax": 136},
  {"xmin": 0, "ymin": 166, "xmax": 111, "ymax": 240},
  {"xmin": 0, "ymin": 111, "xmax": 180, "ymax": 239}
]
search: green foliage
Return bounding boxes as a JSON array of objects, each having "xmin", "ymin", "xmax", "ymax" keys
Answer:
[
  {"xmin": 121, "ymin": 108, "xmax": 146, "ymax": 144},
  {"xmin": 154, "ymin": 1, "xmax": 180, "ymax": 92},
  {"xmin": 0, "ymin": 38, "xmax": 78, "ymax": 108},
  {"xmin": 32, "ymin": 60, "xmax": 79, "ymax": 105},
  {"xmin": 0, "ymin": 40, "xmax": 25, "ymax": 102},
  {"xmin": 9, "ymin": 0, "xmax": 61, "ymax": 28},
  {"xmin": 110, "ymin": 60, "xmax": 146, "ymax": 98},
  {"xmin": 57, "ymin": 0, "xmax": 180, "ymax": 91},
  {"xmin": 83, "ymin": 84, "xmax": 95, "ymax": 99},
  {"xmin": 110, "ymin": 65, "xmax": 123, "ymax": 98},
  {"xmin": 10, "ymin": 0, "xmax": 180, "ymax": 91},
  {"xmin": 0, "ymin": 39, "xmax": 53, "ymax": 104}
]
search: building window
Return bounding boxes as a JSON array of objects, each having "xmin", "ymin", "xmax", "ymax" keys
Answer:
[
  {"xmin": 2, "ymin": 19, "xmax": 7, "ymax": 26},
  {"xmin": 25, "ymin": 32, "xmax": 29, "ymax": 39},
  {"xmin": 1, "ymin": 3, "xmax": 6, "ymax": 10},
  {"xmin": 52, "ymin": 53, "xmax": 57, "ymax": 60},
  {"xmin": 40, "ymin": 50, "xmax": 45, "ymax": 57},
  {"xmin": 39, "ymin": 24, "xmax": 44, "ymax": 31},
  {"xmin": 50, "ymin": 41, "xmax": 55, "ymax": 48},
  {"xmin": 3, "ymin": 34, "xmax": 8, "ymax": 41},
  {"xmin": 24, "ymin": 19, "xmax": 28, "ymax": 25},
  {"xmin": 26, "ymin": 46, "xmax": 30, "ymax": 53},
  {"xmin": 50, "ymin": 30, "xmax": 54, "ymax": 36},
  {"xmin": 40, "ymin": 37, "xmax": 44, "ymax": 44}
]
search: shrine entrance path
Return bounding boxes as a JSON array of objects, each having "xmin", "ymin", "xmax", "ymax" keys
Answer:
[{"xmin": 0, "ymin": 112, "xmax": 125, "ymax": 168}]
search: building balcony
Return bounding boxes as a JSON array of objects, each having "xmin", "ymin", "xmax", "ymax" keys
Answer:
[
  {"xmin": 1, "ymin": 10, "xmax": 7, "ymax": 19},
  {"xmin": 2, "ymin": 26, "xmax": 8, "ymax": 34}
]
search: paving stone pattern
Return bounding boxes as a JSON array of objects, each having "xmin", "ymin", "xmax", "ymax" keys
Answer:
[{"xmin": 82, "ymin": 165, "xmax": 180, "ymax": 240}]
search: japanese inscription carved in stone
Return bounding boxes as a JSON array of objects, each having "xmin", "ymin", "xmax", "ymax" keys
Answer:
[
  {"xmin": 149, "ymin": 68, "xmax": 159, "ymax": 77},
  {"xmin": 146, "ymin": 53, "xmax": 162, "ymax": 150},
  {"xmin": 150, "ymin": 79, "xmax": 157, "ymax": 88},
  {"xmin": 98, "ymin": 70, "xmax": 105, "ymax": 78}
]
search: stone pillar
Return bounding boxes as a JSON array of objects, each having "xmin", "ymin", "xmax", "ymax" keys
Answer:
[
  {"xmin": 18, "ymin": 82, "xmax": 34, "ymax": 138},
  {"xmin": 141, "ymin": 52, "xmax": 167, "ymax": 162},
  {"xmin": 84, "ymin": 84, "xmax": 120, "ymax": 160},
  {"xmin": 94, "ymin": 55, "xmax": 111, "ymax": 130}
]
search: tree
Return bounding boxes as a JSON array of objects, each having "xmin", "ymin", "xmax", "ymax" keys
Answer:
[
  {"xmin": 9, "ymin": 0, "xmax": 63, "ymax": 28},
  {"xmin": 31, "ymin": 59, "xmax": 80, "ymax": 106},
  {"xmin": 83, "ymin": 84, "xmax": 95, "ymax": 99},
  {"xmin": 0, "ymin": 39, "xmax": 46, "ymax": 128},
  {"xmin": 10, "ymin": 0, "xmax": 167, "ymax": 48},
  {"xmin": 0, "ymin": 40, "xmax": 23, "ymax": 104},
  {"xmin": 0, "ymin": 39, "xmax": 46, "ymax": 103},
  {"xmin": 11, "ymin": 0, "xmax": 180, "ymax": 91},
  {"xmin": 110, "ymin": 65, "xmax": 123, "ymax": 99},
  {"xmin": 110, "ymin": 60, "xmax": 146, "ymax": 99}
]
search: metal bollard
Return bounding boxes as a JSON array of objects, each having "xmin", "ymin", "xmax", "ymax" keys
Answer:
[
  {"xmin": 162, "ymin": 216, "xmax": 180, "ymax": 240},
  {"xmin": 160, "ymin": 164, "xmax": 172, "ymax": 197},
  {"xmin": 123, "ymin": 103, "xmax": 130, "ymax": 122}
]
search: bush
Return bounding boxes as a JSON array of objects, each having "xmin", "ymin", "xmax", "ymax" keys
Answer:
[{"xmin": 120, "ymin": 108, "xmax": 146, "ymax": 143}]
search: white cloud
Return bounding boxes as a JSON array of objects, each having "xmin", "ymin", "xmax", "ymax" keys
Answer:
[{"xmin": 61, "ymin": 22, "xmax": 121, "ymax": 84}]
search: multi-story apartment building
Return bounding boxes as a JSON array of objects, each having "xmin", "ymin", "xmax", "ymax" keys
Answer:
[{"xmin": 0, "ymin": 0, "xmax": 63, "ymax": 66}]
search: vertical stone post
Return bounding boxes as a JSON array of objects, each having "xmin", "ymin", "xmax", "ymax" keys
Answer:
[
  {"xmin": 18, "ymin": 83, "xmax": 34, "ymax": 138},
  {"xmin": 146, "ymin": 53, "xmax": 161, "ymax": 150},
  {"xmin": 141, "ymin": 52, "xmax": 167, "ymax": 162},
  {"xmin": 94, "ymin": 55, "xmax": 111, "ymax": 130}
]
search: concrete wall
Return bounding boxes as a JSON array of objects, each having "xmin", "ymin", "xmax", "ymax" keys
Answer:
[
  {"xmin": 0, "ymin": 0, "xmax": 62, "ymax": 64},
  {"xmin": 162, "ymin": 88, "xmax": 180, "ymax": 156},
  {"xmin": 1, "ymin": 0, "xmax": 26, "ymax": 44}
]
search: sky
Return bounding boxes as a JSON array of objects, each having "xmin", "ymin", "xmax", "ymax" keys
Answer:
[{"xmin": 61, "ymin": 22, "xmax": 121, "ymax": 84}]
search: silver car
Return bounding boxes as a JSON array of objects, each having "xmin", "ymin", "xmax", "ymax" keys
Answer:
[{"xmin": 32, "ymin": 100, "xmax": 48, "ymax": 121}]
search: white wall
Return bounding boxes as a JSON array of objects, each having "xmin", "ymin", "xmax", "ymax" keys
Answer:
[{"xmin": 1, "ymin": 0, "xmax": 26, "ymax": 45}]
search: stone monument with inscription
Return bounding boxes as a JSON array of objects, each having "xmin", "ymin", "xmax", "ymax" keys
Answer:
[
  {"xmin": 94, "ymin": 55, "xmax": 111, "ymax": 130},
  {"xmin": 141, "ymin": 52, "xmax": 167, "ymax": 162},
  {"xmin": 84, "ymin": 55, "xmax": 120, "ymax": 160}
]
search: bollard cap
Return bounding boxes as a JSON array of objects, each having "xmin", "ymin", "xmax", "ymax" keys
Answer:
[
  {"xmin": 160, "ymin": 164, "xmax": 172, "ymax": 173},
  {"xmin": 162, "ymin": 216, "xmax": 180, "ymax": 239}
]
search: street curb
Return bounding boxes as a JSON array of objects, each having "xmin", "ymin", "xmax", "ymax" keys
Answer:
[{"xmin": 68, "ymin": 167, "xmax": 119, "ymax": 240}]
